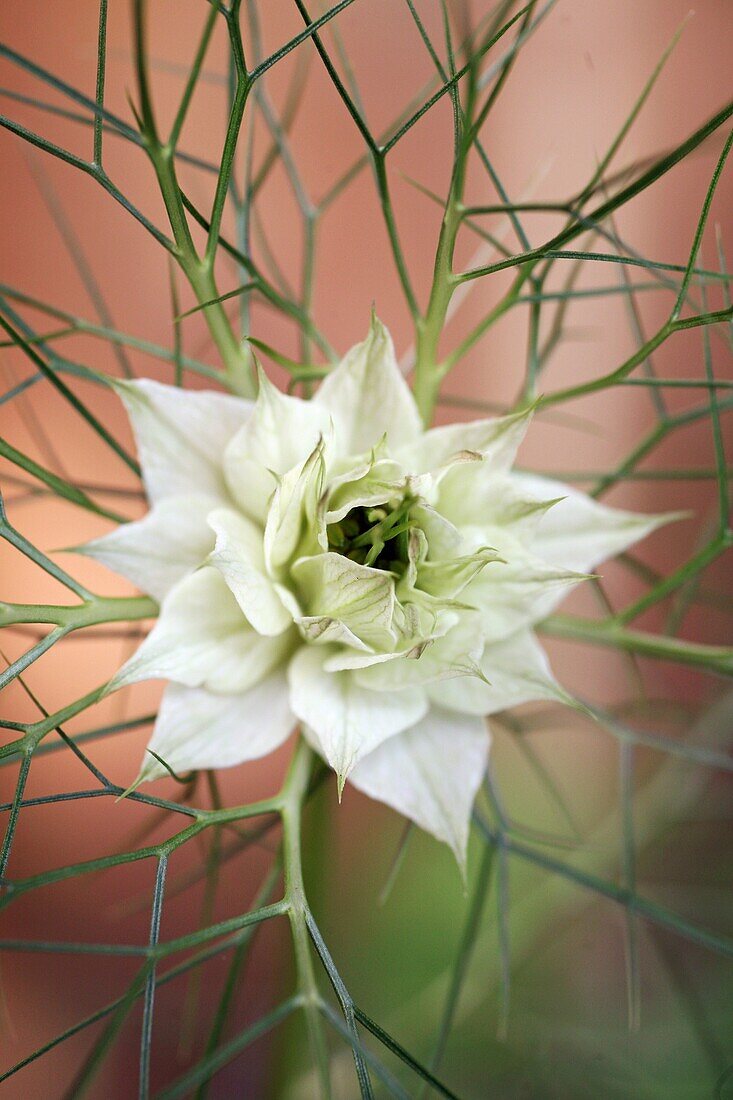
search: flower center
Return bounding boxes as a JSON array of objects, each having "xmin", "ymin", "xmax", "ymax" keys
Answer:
[{"xmin": 326, "ymin": 497, "xmax": 416, "ymax": 571}]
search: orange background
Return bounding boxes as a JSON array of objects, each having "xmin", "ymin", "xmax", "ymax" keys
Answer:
[{"xmin": 1, "ymin": 2, "xmax": 731, "ymax": 1094}]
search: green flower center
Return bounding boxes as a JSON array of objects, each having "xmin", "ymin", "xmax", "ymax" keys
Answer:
[{"xmin": 327, "ymin": 496, "xmax": 416, "ymax": 571}]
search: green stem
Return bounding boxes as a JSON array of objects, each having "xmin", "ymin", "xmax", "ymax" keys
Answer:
[
  {"xmin": 413, "ymin": 196, "xmax": 463, "ymax": 426},
  {"xmin": 149, "ymin": 143, "xmax": 253, "ymax": 398},
  {"xmin": 441, "ymin": 269, "xmax": 527, "ymax": 376},
  {"xmin": 0, "ymin": 595, "xmax": 157, "ymax": 629},
  {"xmin": 541, "ymin": 614, "xmax": 733, "ymax": 676},
  {"xmin": 539, "ymin": 309, "xmax": 732, "ymax": 409},
  {"xmin": 132, "ymin": 2, "xmax": 254, "ymax": 399},
  {"xmin": 615, "ymin": 534, "xmax": 732, "ymax": 625},
  {"xmin": 374, "ymin": 155, "xmax": 419, "ymax": 319},
  {"xmin": 183, "ymin": 255, "xmax": 254, "ymax": 397},
  {"xmin": 281, "ymin": 738, "xmax": 332, "ymax": 1097}
]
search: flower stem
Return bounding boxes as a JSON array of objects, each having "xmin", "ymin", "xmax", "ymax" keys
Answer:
[
  {"xmin": 133, "ymin": 0, "xmax": 255, "ymax": 399},
  {"xmin": 0, "ymin": 594, "xmax": 157, "ymax": 629},
  {"xmin": 183, "ymin": 256, "xmax": 255, "ymax": 398},
  {"xmin": 412, "ymin": 184, "xmax": 463, "ymax": 428},
  {"xmin": 149, "ymin": 142, "xmax": 254, "ymax": 398},
  {"xmin": 541, "ymin": 614, "xmax": 733, "ymax": 676},
  {"xmin": 412, "ymin": 65, "xmax": 476, "ymax": 427},
  {"xmin": 281, "ymin": 737, "xmax": 332, "ymax": 1098}
]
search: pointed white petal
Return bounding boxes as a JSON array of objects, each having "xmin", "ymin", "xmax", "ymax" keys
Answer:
[
  {"xmin": 348, "ymin": 708, "xmax": 489, "ymax": 867},
  {"xmin": 430, "ymin": 627, "xmax": 569, "ymax": 715},
  {"xmin": 477, "ymin": 477, "xmax": 563, "ymax": 533},
  {"xmin": 510, "ymin": 471, "xmax": 680, "ymax": 572},
  {"xmin": 207, "ymin": 507, "xmax": 292, "ymax": 635},
  {"xmin": 138, "ymin": 674, "xmax": 294, "ymax": 781},
  {"xmin": 288, "ymin": 645, "xmax": 428, "ymax": 784},
  {"xmin": 78, "ymin": 493, "xmax": 217, "ymax": 600},
  {"xmin": 396, "ymin": 405, "xmax": 532, "ymax": 476},
  {"xmin": 436, "ymin": 445, "xmax": 556, "ymax": 535},
  {"xmin": 461, "ymin": 526, "xmax": 588, "ymax": 640},
  {"xmin": 109, "ymin": 567, "xmax": 292, "ymax": 694},
  {"xmin": 437, "ymin": 467, "xmax": 561, "ymax": 533},
  {"xmin": 223, "ymin": 370, "xmax": 331, "ymax": 521},
  {"xmin": 291, "ymin": 552, "xmax": 396, "ymax": 650},
  {"xmin": 314, "ymin": 315, "xmax": 422, "ymax": 453},
  {"xmin": 115, "ymin": 379, "xmax": 251, "ymax": 503}
]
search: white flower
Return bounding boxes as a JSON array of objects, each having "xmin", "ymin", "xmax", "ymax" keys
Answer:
[{"xmin": 81, "ymin": 317, "xmax": 671, "ymax": 866}]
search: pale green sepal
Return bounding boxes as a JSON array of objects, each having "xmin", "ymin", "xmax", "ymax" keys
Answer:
[
  {"xmin": 263, "ymin": 439, "xmax": 326, "ymax": 575},
  {"xmin": 323, "ymin": 457, "xmax": 406, "ymax": 524},
  {"xmin": 324, "ymin": 639, "xmax": 432, "ymax": 673},
  {"xmin": 430, "ymin": 627, "xmax": 572, "ymax": 716},
  {"xmin": 295, "ymin": 616, "xmax": 373, "ymax": 652},
  {"xmin": 291, "ymin": 551, "xmax": 397, "ymax": 651},
  {"xmin": 437, "ymin": 468, "xmax": 565, "ymax": 533},
  {"xmin": 460, "ymin": 526, "xmax": 593, "ymax": 640},
  {"xmin": 115, "ymin": 774, "xmax": 145, "ymax": 803},
  {"xmin": 410, "ymin": 503, "xmax": 462, "ymax": 559},
  {"xmin": 395, "ymin": 402, "xmax": 536, "ymax": 477},
  {"xmin": 511, "ymin": 471, "xmax": 685, "ymax": 573},
  {"xmin": 354, "ymin": 611, "xmax": 483, "ymax": 690},
  {"xmin": 416, "ymin": 546, "xmax": 503, "ymax": 598}
]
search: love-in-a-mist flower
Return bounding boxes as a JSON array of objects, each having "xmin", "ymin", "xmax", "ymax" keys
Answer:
[{"xmin": 81, "ymin": 317, "xmax": 671, "ymax": 866}]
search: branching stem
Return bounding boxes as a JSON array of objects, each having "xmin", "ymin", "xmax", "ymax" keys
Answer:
[{"xmin": 281, "ymin": 739, "xmax": 332, "ymax": 1098}]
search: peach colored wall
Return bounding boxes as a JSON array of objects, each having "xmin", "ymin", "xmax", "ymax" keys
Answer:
[{"xmin": 0, "ymin": 2, "xmax": 730, "ymax": 1094}]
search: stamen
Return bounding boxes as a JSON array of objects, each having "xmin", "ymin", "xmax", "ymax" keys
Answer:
[{"xmin": 327, "ymin": 496, "xmax": 418, "ymax": 570}]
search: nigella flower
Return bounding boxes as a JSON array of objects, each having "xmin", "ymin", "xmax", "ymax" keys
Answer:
[{"xmin": 81, "ymin": 317, "xmax": 671, "ymax": 865}]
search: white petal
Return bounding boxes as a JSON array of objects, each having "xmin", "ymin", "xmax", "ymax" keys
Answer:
[
  {"xmin": 461, "ymin": 526, "xmax": 588, "ymax": 640},
  {"xmin": 396, "ymin": 405, "xmax": 532, "ymax": 476},
  {"xmin": 78, "ymin": 493, "xmax": 218, "ymax": 600},
  {"xmin": 138, "ymin": 674, "xmax": 294, "ymax": 781},
  {"xmin": 291, "ymin": 552, "xmax": 396, "ymax": 650},
  {"xmin": 109, "ymin": 567, "xmax": 292, "ymax": 694},
  {"xmin": 115, "ymin": 379, "xmax": 251, "ymax": 504},
  {"xmin": 208, "ymin": 507, "xmax": 292, "ymax": 635},
  {"xmin": 437, "ymin": 468, "xmax": 561, "ymax": 533},
  {"xmin": 430, "ymin": 627, "xmax": 568, "ymax": 715},
  {"xmin": 287, "ymin": 645, "xmax": 428, "ymax": 787},
  {"xmin": 348, "ymin": 708, "xmax": 489, "ymax": 868},
  {"xmin": 510, "ymin": 472, "xmax": 679, "ymax": 573},
  {"xmin": 314, "ymin": 315, "xmax": 422, "ymax": 453},
  {"xmin": 223, "ymin": 370, "xmax": 331, "ymax": 521},
  {"xmin": 437, "ymin": 451, "xmax": 556, "ymax": 537}
]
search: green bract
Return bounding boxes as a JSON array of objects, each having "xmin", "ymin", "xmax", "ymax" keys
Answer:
[{"xmin": 81, "ymin": 316, "xmax": 673, "ymax": 865}]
